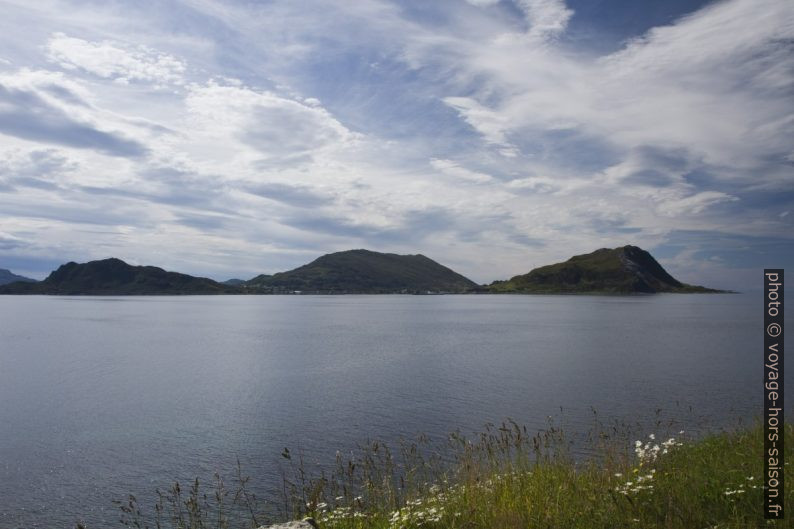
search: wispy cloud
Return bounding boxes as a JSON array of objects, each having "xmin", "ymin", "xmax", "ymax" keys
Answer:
[
  {"xmin": 0, "ymin": 0, "xmax": 790, "ymax": 288},
  {"xmin": 0, "ymin": 70, "xmax": 148, "ymax": 157}
]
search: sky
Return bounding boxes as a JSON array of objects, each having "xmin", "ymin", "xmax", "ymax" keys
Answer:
[{"xmin": 0, "ymin": 0, "xmax": 791, "ymax": 290}]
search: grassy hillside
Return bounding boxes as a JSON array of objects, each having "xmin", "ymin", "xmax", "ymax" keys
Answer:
[
  {"xmin": 246, "ymin": 249, "xmax": 478, "ymax": 293},
  {"xmin": 490, "ymin": 246, "xmax": 723, "ymax": 293}
]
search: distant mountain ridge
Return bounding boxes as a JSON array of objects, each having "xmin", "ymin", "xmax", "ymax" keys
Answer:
[
  {"xmin": 246, "ymin": 249, "xmax": 478, "ymax": 293},
  {"xmin": 0, "ymin": 246, "xmax": 724, "ymax": 295},
  {"xmin": 489, "ymin": 245, "xmax": 722, "ymax": 293},
  {"xmin": 0, "ymin": 267, "xmax": 37, "ymax": 286},
  {"xmin": 0, "ymin": 258, "xmax": 236, "ymax": 295}
]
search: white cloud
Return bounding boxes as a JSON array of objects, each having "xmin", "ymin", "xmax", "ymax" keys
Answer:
[
  {"xmin": 657, "ymin": 191, "xmax": 739, "ymax": 217},
  {"xmin": 0, "ymin": 68, "xmax": 154, "ymax": 158},
  {"xmin": 182, "ymin": 80, "xmax": 360, "ymax": 173},
  {"xmin": 0, "ymin": 148, "xmax": 76, "ymax": 181},
  {"xmin": 46, "ymin": 33, "xmax": 186, "ymax": 86},
  {"xmin": 430, "ymin": 0, "xmax": 793, "ymax": 252},
  {"xmin": 505, "ymin": 176, "xmax": 560, "ymax": 193},
  {"xmin": 430, "ymin": 158, "xmax": 493, "ymax": 184},
  {"xmin": 438, "ymin": 0, "xmax": 793, "ymax": 183},
  {"xmin": 0, "ymin": 67, "xmax": 91, "ymax": 108},
  {"xmin": 442, "ymin": 96, "xmax": 514, "ymax": 151},
  {"xmin": 465, "ymin": 0, "xmax": 500, "ymax": 6},
  {"xmin": 0, "ymin": 0, "xmax": 790, "ymax": 285},
  {"xmin": 517, "ymin": 0, "xmax": 574, "ymax": 40}
]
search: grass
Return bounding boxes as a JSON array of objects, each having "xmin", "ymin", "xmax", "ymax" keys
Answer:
[{"xmin": 109, "ymin": 419, "xmax": 792, "ymax": 529}]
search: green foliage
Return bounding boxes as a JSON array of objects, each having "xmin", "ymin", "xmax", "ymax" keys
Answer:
[{"xmin": 111, "ymin": 421, "xmax": 791, "ymax": 529}]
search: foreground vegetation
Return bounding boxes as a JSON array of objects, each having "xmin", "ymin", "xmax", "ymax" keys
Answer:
[{"xmin": 112, "ymin": 420, "xmax": 791, "ymax": 529}]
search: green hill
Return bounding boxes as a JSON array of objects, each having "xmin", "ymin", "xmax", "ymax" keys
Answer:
[
  {"xmin": 489, "ymin": 245, "xmax": 723, "ymax": 294},
  {"xmin": 0, "ymin": 258, "xmax": 238, "ymax": 295},
  {"xmin": 246, "ymin": 249, "xmax": 478, "ymax": 293}
]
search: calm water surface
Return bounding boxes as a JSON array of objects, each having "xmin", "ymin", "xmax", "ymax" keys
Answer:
[{"xmin": 0, "ymin": 294, "xmax": 787, "ymax": 528}]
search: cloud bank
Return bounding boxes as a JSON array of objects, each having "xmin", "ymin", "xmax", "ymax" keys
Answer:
[{"xmin": 0, "ymin": 0, "xmax": 790, "ymax": 289}]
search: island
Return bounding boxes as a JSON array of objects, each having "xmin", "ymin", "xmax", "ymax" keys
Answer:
[
  {"xmin": 0, "ymin": 258, "xmax": 237, "ymax": 295},
  {"xmin": 488, "ymin": 245, "xmax": 724, "ymax": 294},
  {"xmin": 0, "ymin": 246, "xmax": 726, "ymax": 295},
  {"xmin": 0, "ymin": 267, "xmax": 37, "ymax": 286},
  {"xmin": 244, "ymin": 249, "xmax": 478, "ymax": 293}
]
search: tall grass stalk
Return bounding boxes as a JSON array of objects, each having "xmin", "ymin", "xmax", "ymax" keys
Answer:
[{"xmin": 109, "ymin": 420, "xmax": 792, "ymax": 529}]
